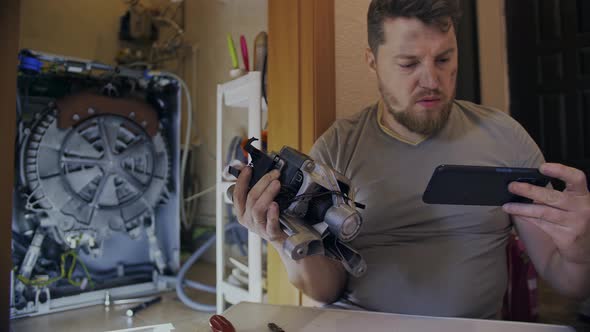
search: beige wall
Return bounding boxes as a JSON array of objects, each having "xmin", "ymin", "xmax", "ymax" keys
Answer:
[
  {"xmin": 19, "ymin": 0, "xmax": 128, "ymax": 63},
  {"xmin": 19, "ymin": 0, "xmax": 185, "ymax": 65},
  {"xmin": 335, "ymin": 0, "xmax": 379, "ymax": 119}
]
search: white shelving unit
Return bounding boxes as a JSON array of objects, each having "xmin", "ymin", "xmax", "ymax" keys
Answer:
[{"xmin": 215, "ymin": 71, "xmax": 264, "ymax": 313}]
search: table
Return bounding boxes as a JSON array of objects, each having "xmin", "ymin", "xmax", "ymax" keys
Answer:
[
  {"xmin": 221, "ymin": 302, "xmax": 575, "ymax": 332},
  {"xmin": 10, "ymin": 263, "xmax": 217, "ymax": 332}
]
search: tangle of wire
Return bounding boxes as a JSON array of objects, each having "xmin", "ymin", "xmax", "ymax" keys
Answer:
[
  {"xmin": 17, "ymin": 250, "xmax": 95, "ymax": 289},
  {"xmin": 285, "ymin": 190, "xmax": 365, "ymax": 209}
]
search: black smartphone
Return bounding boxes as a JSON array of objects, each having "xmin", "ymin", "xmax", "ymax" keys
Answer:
[{"xmin": 422, "ymin": 165, "xmax": 553, "ymax": 206}]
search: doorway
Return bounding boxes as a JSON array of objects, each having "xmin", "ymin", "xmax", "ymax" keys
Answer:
[{"xmin": 506, "ymin": 0, "xmax": 590, "ymax": 188}]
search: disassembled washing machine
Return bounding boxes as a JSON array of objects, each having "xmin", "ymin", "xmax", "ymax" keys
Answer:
[{"xmin": 11, "ymin": 50, "xmax": 181, "ymax": 318}]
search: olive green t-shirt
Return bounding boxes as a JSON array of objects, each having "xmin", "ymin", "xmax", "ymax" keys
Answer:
[{"xmin": 310, "ymin": 100, "xmax": 544, "ymax": 318}]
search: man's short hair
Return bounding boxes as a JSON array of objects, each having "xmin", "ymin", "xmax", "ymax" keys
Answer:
[{"xmin": 367, "ymin": 0, "xmax": 462, "ymax": 54}]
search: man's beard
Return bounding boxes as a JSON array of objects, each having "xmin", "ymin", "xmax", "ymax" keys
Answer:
[{"xmin": 379, "ymin": 83, "xmax": 453, "ymax": 136}]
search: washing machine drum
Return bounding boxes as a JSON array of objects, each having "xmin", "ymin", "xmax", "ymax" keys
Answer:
[{"xmin": 20, "ymin": 92, "xmax": 170, "ymax": 254}]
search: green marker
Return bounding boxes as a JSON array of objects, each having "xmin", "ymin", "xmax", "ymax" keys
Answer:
[{"xmin": 227, "ymin": 34, "xmax": 239, "ymax": 69}]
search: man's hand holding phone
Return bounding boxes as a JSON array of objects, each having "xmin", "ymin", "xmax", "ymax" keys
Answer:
[{"xmin": 503, "ymin": 163, "xmax": 590, "ymax": 266}]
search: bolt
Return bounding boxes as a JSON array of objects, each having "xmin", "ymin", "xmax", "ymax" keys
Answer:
[
  {"xmin": 60, "ymin": 219, "xmax": 72, "ymax": 230},
  {"xmin": 297, "ymin": 248, "xmax": 304, "ymax": 256},
  {"xmin": 141, "ymin": 121, "xmax": 147, "ymax": 127},
  {"xmin": 129, "ymin": 112, "xmax": 135, "ymax": 119},
  {"xmin": 104, "ymin": 291, "xmax": 111, "ymax": 307},
  {"xmin": 72, "ymin": 114, "xmax": 80, "ymax": 121},
  {"xmin": 304, "ymin": 161, "xmax": 315, "ymax": 172},
  {"xmin": 88, "ymin": 108, "xmax": 95, "ymax": 115}
]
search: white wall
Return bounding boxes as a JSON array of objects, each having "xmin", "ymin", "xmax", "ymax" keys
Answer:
[{"xmin": 335, "ymin": 0, "xmax": 379, "ymax": 119}]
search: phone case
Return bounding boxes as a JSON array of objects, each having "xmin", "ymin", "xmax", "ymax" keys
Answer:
[{"xmin": 422, "ymin": 165, "xmax": 551, "ymax": 206}]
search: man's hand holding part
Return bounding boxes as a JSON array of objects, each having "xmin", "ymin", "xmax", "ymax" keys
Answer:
[{"xmin": 232, "ymin": 165, "xmax": 287, "ymax": 245}]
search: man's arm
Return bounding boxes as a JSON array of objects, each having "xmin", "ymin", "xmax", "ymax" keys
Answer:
[
  {"xmin": 504, "ymin": 163, "xmax": 590, "ymax": 298},
  {"xmin": 232, "ymin": 166, "xmax": 348, "ymax": 303},
  {"xmin": 513, "ymin": 218, "xmax": 590, "ymax": 298},
  {"xmin": 270, "ymin": 239, "xmax": 348, "ymax": 303}
]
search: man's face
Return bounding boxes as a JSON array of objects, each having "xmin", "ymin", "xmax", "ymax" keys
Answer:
[{"xmin": 367, "ymin": 17, "xmax": 458, "ymax": 135}]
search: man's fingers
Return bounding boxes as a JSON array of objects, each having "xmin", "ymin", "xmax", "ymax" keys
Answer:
[
  {"xmin": 266, "ymin": 202, "xmax": 285, "ymax": 241},
  {"xmin": 233, "ymin": 166, "xmax": 252, "ymax": 218},
  {"xmin": 252, "ymin": 200, "xmax": 282, "ymax": 241},
  {"xmin": 508, "ymin": 181, "xmax": 567, "ymax": 210},
  {"xmin": 540, "ymin": 163, "xmax": 589, "ymax": 195},
  {"xmin": 245, "ymin": 169, "xmax": 281, "ymax": 210},
  {"xmin": 250, "ymin": 180, "xmax": 281, "ymax": 223},
  {"xmin": 232, "ymin": 168, "xmax": 283, "ymax": 241}
]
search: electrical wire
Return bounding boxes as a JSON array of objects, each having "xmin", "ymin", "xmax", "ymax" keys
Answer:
[
  {"xmin": 142, "ymin": 71, "xmax": 245, "ymax": 313},
  {"xmin": 175, "ymin": 234, "xmax": 215, "ymax": 312},
  {"xmin": 289, "ymin": 190, "xmax": 366, "ymax": 209},
  {"xmin": 86, "ymin": 263, "xmax": 154, "ymax": 280},
  {"xmin": 184, "ymin": 185, "xmax": 215, "ymax": 202},
  {"xmin": 144, "ymin": 60, "xmax": 252, "ymax": 312},
  {"xmin": 185, "ymin": 169, "xmax": 200, "ymax": 227},
  {"xmin": 290, "ymin": 190, "xmax": 347, "ymax": 201},
  {"xmin": 16, "ymin": 90, "xmax": 25, "ymax": 146},
  {"xmin": 152, "ymin": 70, "xmax": 233, "ymax": 228},
  {"xmin": 17, "ymin": 250, "xmax": 94, "ymax": 289},
  {"xmin": 16, "ymin": 91, "xmax": 22, "ymax": 117},
  {"xmin": 150, "ymin": 71, "xmax": 192, "ymax": 230},
  {"xmin": 173, "ymin": 222, "xmax": 241, "ymax": 312}
]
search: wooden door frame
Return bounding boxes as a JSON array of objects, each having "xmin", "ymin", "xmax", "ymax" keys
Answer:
[
  {"xmin": 267, "ymin": 0, "xmax": 335, "ymax": 305},
  {"xmin": 476, "ymin": 0, "xmax": 509, "ymax": 113},
  {"xmin": 1, "ymin": 0, "xmax": 19, "ymax": 329}
]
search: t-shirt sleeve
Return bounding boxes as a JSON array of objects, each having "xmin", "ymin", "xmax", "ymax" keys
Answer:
[
  {"xmin": 509, "ymin": 120, "xmax": 553, "ymax": 195},
  {"xmin": 309, "ymin": 124, "xmax": 339, "ymax": 169},
  {"xmin": 512, "ymin": 121, "xmax": 546, "ymax": 168}
]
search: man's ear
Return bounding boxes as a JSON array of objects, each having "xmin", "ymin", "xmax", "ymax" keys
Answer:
[{"xmin": 365, "ymin": 47, "xmax": 377, "ymax": 73}]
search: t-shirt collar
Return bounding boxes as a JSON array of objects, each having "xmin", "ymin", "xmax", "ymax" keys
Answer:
[{"xmin": 376, "ymin": 99, "xmax": 429, "ymax": 146}]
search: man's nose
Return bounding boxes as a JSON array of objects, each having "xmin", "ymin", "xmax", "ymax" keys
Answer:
[{"xmin": 419, "ymin": 64, "xmax": 440, "ymax": 90}]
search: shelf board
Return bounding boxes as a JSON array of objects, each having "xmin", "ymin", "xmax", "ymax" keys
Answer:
[
  {"xmin": 219, "ymin": 280, "xmax": 249, "ymax": 305},
  {"xmin": 218, "ymin": 181, "xmax": 235, "ymax": 205},
  {"xmin": 219, "ymin": 71, "xmax": 261, "ymax": 108}
]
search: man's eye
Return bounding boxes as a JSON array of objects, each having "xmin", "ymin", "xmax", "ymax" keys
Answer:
[
  {"xmin": 437, "ymin": 58, "xmax": 449, "ymax": 64},
  {"xmin": 399, "ymin": 62, "xmax": 417, "ymax": 69}
]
